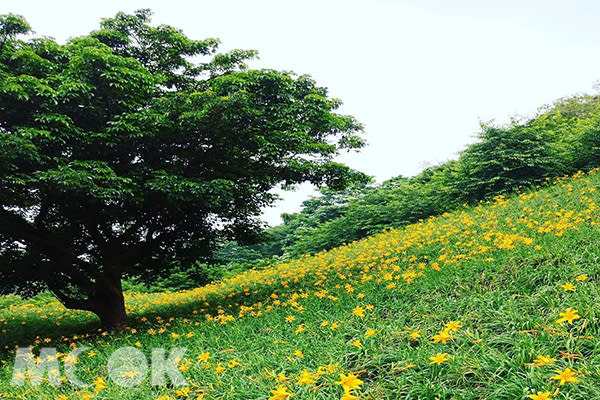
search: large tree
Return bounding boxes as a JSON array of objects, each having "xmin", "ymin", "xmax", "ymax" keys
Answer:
[{"xmin": 0, "ymin": 10, "xmax": 366, "ymax": 329}]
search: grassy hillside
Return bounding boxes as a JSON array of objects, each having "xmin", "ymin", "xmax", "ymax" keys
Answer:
[{"xmin": 2, "ymin": 169, "xmax": 600, "ymax": 399}]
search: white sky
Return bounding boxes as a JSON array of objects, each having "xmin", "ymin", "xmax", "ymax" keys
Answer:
[{"xmin": 5, "ymin": 0, "xmax": 600, "ymax": 226}]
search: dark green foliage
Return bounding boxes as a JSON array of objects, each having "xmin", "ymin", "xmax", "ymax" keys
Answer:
[{"xmin": 0, "ymin": 10, "xmax": 366, "ymax": 327}]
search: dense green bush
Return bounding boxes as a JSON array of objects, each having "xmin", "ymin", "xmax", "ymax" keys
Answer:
[{"xmin": 456, "ymin": 122, "xmax": 561, "ymax": 202}]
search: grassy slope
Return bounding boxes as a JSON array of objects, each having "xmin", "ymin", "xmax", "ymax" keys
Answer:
[{"xmin": 1, "ymin": 170, "xmax": 600, "ymax": 399}]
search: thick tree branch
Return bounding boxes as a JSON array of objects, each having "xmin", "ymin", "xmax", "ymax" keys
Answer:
[
  {"xmin": 0, "ymin": 207, "xmax": 39, "ymax": 242},
  {"xmin": 46, "ymin": 279, "xmax": 95, "ymax": 312}
]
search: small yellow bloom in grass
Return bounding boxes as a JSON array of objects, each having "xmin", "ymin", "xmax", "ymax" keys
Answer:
[
  {"xmin": 550, "ymin": 367, "xmax": 580, "ymax": 385},
  {"xmin": 87, "ymin": 350, "xmax": 97, "ymax": 358},
  {"xmin": 351, "ymin": 340, "xmax": 362, "ymax": 349},
  {"xmin": 330, "ymin": 322, "xmax": 340, "ymax": 330},
  {"xmin": 527, "ymin": 392, "xmax": 552, "ymax": 400},
  {"xmin": 316, "ymin": 366, "xmax": 330, "ymax": 376},
  {"xmin": 57, "ymin": 395, "xmax": 69, "ymax": 400},
  {"xmin": 444, "ymin": 321, "xmax": 462, "ymax": 332},
  {"xmin": 531, "ymin": 354, "xmax": 557, "ymax": 367},
  {"xmin": 295, "ymin": 325, "xmax": 306, "ymax": 334},
  {"xmin": 122, "ymin": 370, "xmax": 139, "ymax": 379},
  {"xmin": 294, "ymin": 349, "xmax": 304, "ymax": 359},
  {"xmin": 63, "ymin": 354, "xmax": 79, "ymax": 366},
  {"xmin": 336, "ymin": 373, "xmax": 363, "ymax": 391},
  {"xmin": 560, "ymin": 283, "xmax": 575, "ymax": 292},
  {"xmin": 320, "ymin": 321, "xmax": 329, "ymax": 327},
  {"xmin": 429, "ymin": 353, "xmax": 450, "ymax": 365},
  {"xmin": 186, "ymin": 332, "xmax": 194, "ymax": 339},
  {"xmin": 269, "ymin": 385, "xmax": 294, "ymax": 400},
  {"xmin": 175, "ymin": 386, "xmax": 191, "ymax": 397},
  {"xmin": 277, "ymin": 372, "xmax": 289, "ymax": 382},
  {"xmin": 296, "ymin": 370, "xmax": 316, "ymax": 386},
  {"xmin": 135, "ymin": 341, "xmax": 142, "ymax": 347},
  {"xmin": 81, "ymin": 395, "xmax": 93, "ymax": 400},
  {"xmin": 93, "ymin": 377, "xmax": 107, "ymax": 392},
  {"xmin": 214, "ymin": 363, "xmax": 226, "ymax": 374},
  {"xmin": 409, "ymin": 331, "xmax": 421, "ymax": 340},
  {"xmin": 365, "ymin": 329, "xmax": 376, "ymax": 338},
  {"xmin": 352, "ymin": 306, "xmax": 365, "ymax": 318},
  {"xmin": 575, "ymin": 274, "xmax": 588, "ymax": 282},
  {"xmin": 555, "ymin": 308, "xmax": 581, "ymax": 325},
  {"xmin": 285, "ymin": 316, "xmax": 295, "ymax": 323},
  {"xmin": 171, "ymin": 333, "xmax": 180, "ymax": 339},
  {"xmin": 431, "ymin": 329, "xmax": 453, "ymax": 344},
  {"xmin": 341, "ymin": 392, "xmax": 360, "ymax": 400},
  {"xmin": 228, "ymin": 359, "xmax": 241, "ymax": 368},
  {"xmin": 178, "ymin": 364, "xmax": 189, "ymax": 373},
  {"xmin": 197, "ymin": 352, "xmax": 210, "ymax": 362}
]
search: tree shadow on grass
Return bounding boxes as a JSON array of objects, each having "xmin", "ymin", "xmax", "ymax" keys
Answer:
[{"xmin": 0, "ymin": 280, "xmax": 295, "ymax": 360}]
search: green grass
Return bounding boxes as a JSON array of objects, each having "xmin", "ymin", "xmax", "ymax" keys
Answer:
[{"xmin": 1, "ymin": 171, "xmax": 600, "ymax": 399}]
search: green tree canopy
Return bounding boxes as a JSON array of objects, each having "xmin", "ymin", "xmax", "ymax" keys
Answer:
[{"xmin": 0, "ymin": 10, "xmax": 366, "ymax": 329}]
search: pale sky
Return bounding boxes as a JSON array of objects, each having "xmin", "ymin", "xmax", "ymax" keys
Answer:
[{"xmin": 5, "ymin": 0, "xmax": 600, "ymax": 225}]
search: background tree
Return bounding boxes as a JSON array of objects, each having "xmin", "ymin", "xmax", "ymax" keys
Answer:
[
  {"xmin": 234, "ymin": 92, "xmax": 600, "ymax": 260},
  {"xmin": 456, "ymin": 122, "xmax": 561, "ymax": 202},
  {"xmin": 0, "ymin": 10, "xmax": 366, "ymax": 329}
]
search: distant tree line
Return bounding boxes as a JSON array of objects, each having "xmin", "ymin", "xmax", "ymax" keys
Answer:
[{"xmin": 215, "ymin": 93, "xmax": 600, "ymax": 263}]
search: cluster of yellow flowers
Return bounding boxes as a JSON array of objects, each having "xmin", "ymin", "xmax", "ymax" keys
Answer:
[{"xmin": 2, "ymin": 169, "xmax": 598, "ymax": 399}]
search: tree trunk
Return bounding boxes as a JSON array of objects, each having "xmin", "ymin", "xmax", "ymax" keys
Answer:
[
  {"xmin": 47, "ymin": 265, "xmax": 129, "ymax": 331},
  {"xmin": 90, "ymin": 271, "xmax": 129, "ymax": 331}
]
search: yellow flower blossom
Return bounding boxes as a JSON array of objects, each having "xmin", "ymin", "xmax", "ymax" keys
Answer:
[
  {"xmin": 269, "ymin": 385, "xmax": 294, "ymax": 400},
  {"xmin": 352, "ymin": 306, "xmax": 365, "ymax": 318},
  {"xmin": 364, "ymin": 329, "xmax": 376, "ymax": 338},
  {"xmin": 174, "ymin": 387, "xmax": 191, "ymax": 397},
  {"xmin": 214, "ymin": 363, "xmax": 226, "ymax": 374},
  {"xmin": 341, "ymin": 392, "xmax": 360, "ymax": 400},
  {"xmin": 529, "ymin": 354, "xmax": 557, "ymax": 367},
  {"xmin": 431, "ymin": 329, "xmax": 453, "ymax": 344},
  {"xmin": 336, "ymin": 373, "xmax": 363, "ymax": 391},
  {"xmin": 409, "ymin": 331, "xmax": 421, "ymax": 340},
  {"xmin": 429, "ymin": 353, "xmax": 450, "ymax": 364},
  {"xmin": 555, "ymin": 308, "xmax": 581, "ymax": 324},
  {"xmin": 528, "ymin": 392, "xmax": 552, "ymax": 400},
  {"xmin": 560, "ymin": 283, "xmax": 575, "ymax": 292},
  {"xmin": 296, "ymin": 370, "xmax": 316, "ymax": 386},
  {"xmin": 444, "ymin": 321, "xmax": 462, "ymax": 332},
  {"xmin": 550, "ymin": 367, "xmax": 580, "ymax": 385}
]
